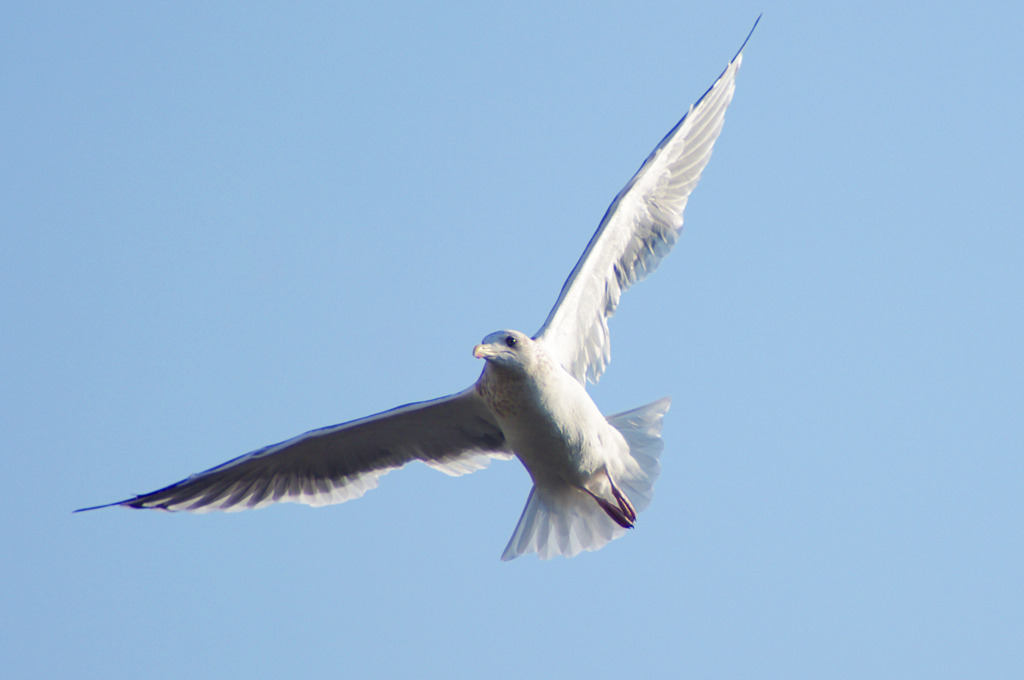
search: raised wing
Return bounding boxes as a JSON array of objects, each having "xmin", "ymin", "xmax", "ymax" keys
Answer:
[
  {"xmin": 77, "ymin": 388, "xmax": 511, "ymax": 513},
  {"xmin": 534, "ymin": 25, "xmax": 754, "ymax": 384}
]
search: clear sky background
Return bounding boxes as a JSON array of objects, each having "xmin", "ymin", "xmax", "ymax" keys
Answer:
[{"xmin": 3, "ymin": 2, "xmax": 1021, "ymax": 678}]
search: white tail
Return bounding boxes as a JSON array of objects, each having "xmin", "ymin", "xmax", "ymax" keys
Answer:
[{"xmin": 500, "ymin": 397, "xmax": 670, "ymax": 560}]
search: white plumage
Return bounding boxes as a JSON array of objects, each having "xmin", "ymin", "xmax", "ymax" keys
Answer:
[{"xmin": 78, "ymin": 24, "xmax": 754, "ymax": 560}]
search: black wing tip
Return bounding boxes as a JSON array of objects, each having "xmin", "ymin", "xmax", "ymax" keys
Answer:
[
  {"xmin": 733, "ymin": 14, "xmax": 762, "ymax": 63},
  {"xmin": 690, "ymin": 15, "xmax": 762, "ymax": 115},
  {"xmin": 74, "ymin": 500, "xmax": 127, "ymax": 513},
  {"xmin": 74, "ymin": 496, "xmax": 158, "ymax": 513}
]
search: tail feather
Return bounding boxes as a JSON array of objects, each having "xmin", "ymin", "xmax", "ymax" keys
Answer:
[
  {"xmin": 500, "ymin": 397, "xmax": 670, "ymax": 560},
  {"xmin": 606, "ymin": 396, "xmax": 670, "ymax": 513}
]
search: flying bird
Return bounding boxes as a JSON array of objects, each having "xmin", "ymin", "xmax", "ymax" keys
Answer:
[{"xmin": 79, "ymin": 24, "xmax": 755, "ymax": 560}]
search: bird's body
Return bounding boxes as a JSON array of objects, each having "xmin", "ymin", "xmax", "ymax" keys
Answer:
[
  {"xmin": 475, "ymin": 330, "xmax": 618, "ymax": 489},
  {"xmin": 78, "ymin": 22, "xmax": 756, "ymax": 560},
  {"xmin": 473, "ymin": 330, "xmax": 647, "ymax": 554}
]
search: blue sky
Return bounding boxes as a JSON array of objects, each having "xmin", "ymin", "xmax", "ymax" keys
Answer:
[{"xmin": 3, "ymin": 2, "xmax": 1021, "ymax": 678}]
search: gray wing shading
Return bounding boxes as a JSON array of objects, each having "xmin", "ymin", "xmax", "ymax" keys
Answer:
[
  {"xmin": 77, "ymin": 388, "xmax": 511, "ymax": 513},
  {"xmin": 533, "ymin": 29, "xmax": 752, "ymax": 384}
]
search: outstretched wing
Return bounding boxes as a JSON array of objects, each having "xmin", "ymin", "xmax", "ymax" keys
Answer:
[
  {"xmin": 534, "ymin": 25, "xmax": 754, "ymax": 384},
  {"xmin": 78, "ymin": 388, "xmax": 511, "ymax": 513}
]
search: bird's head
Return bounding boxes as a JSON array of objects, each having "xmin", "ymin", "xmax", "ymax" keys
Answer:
[{"xmin": 473, "ymin": 330, "xmax": 535, "ymax": 373}]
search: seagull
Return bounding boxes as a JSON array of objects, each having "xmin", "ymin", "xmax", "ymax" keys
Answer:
[{"xmin": 78, "ymin": 23, "xmax": 755, "ymax": 560}]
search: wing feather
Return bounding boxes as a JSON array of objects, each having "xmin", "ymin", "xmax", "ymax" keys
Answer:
[
  {"xmin": 534, "ymin": 28, "xmax": 753, "ymax": 383},
  {"xmin": 77, "ymin": 388, "xmax": 510, "ymax": 513}
]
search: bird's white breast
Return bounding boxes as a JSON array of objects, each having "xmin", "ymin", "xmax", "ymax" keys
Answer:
[{"xmin": 475, "ymin": 345, "xmax": 627, "ymax": 488}]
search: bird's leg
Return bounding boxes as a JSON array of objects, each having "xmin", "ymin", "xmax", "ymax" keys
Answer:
[
  {"xmin": 583, "ymin": 467, "xmax": 637, "ymax": 529},
  {"xmin": 589, "ymin": 493, "xmax": 635, "ymax": 529},
  {"xmin": 606, "ymin": 468, "xmax": 637, "ymax": 524}
]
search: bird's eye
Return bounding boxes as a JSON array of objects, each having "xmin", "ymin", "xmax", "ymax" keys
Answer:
[{"xmin": 505, "ymin": 335, "xmax": 518, "ymax": 348}]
